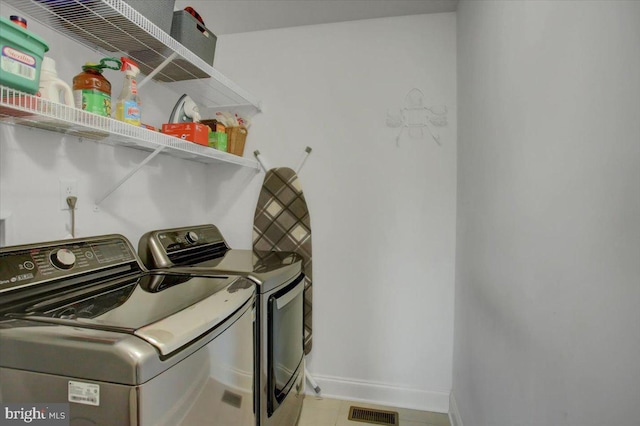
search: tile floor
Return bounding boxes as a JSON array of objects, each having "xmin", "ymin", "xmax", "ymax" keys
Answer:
[{"xmin": 298, "ymin": 396, "xmax": 451, "ymax": 426}]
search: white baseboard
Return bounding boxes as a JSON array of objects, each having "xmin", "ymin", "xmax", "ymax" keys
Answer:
[
  {"xmin": 304, "ymin": 373, "xmax": 449, "ymax": 413},
  {"xmin": 448, "ymin": 391, "xmax": 464, "ymax": 426}
]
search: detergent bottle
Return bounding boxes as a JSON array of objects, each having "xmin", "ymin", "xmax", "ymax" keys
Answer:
[
  {"xmin": 39, "ymin": 57, "xmax": 74, "ymax": 106},
  {"xmin": 73, "ymin": 57, "xmax": 121, "ymax": 117},
  {"xmin": 115, "ymin": 57, "xmax": 141, "ymax": 126}
]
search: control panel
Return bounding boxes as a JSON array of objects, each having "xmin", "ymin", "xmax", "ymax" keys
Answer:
[
  {"xmin": 0, "ymin": 237, "xmax": 136, "ymax": 293},
  {"xmin": 156, "ymin": 225, "xmax": 227, "ymax": 254}
]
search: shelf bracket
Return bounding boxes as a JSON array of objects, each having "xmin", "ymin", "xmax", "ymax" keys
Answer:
[
  {"xmin": 94, "ymin": 145, "xmax": 166, "ymax": 210},
  {"xmin": 138, "ymin": 52, "xmax": 179, "ymax": 89}
]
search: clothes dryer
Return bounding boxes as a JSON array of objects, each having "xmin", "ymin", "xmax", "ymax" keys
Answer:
[{"xmin": 138, "ymin": 224, "xmax": 305, "ymax": 426}]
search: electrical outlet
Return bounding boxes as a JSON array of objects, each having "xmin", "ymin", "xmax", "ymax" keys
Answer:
[{"xmin": 59, "ymin": 178, "xmax": 78, "ymax": 210}]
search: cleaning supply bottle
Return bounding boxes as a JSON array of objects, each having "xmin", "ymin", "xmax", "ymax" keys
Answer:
[
  {"xmin": 115, "ymin": 57, "xmax": 141, "ymax": 126},
  {"xmin": 73, "ymin": 57, "xmax": 120, "ymax": 117},
  {"xmin": 39, "ymin": 57, "xmax": 74, "ymax": 106}
]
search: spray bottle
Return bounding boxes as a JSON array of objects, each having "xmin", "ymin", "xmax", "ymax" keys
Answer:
[{"xmin": 115, "ymin": 57, "xmax": 141, "ymax": 126}]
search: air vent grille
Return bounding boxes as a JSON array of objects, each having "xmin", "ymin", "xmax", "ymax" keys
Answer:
[
  {"xmin": 221, "ymin": 390, "xmax": 242, "ymax": 408},
  {"xmin": 348, "ymin": 406, "xmax": 399, "ymax": 426}
]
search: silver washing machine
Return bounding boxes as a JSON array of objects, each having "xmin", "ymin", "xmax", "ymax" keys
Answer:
[
  {"xmin": 138, "ymin": 224, "xmax": 305, "ymax": 426},
  {"xmin": 0, "ymin": 234, "xmax": 255, "ymax": 426}
]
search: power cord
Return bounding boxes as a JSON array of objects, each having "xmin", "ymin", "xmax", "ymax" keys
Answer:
[{"xmin": 66, "ymin": 196, "xmax": 78, "ymax": 238}]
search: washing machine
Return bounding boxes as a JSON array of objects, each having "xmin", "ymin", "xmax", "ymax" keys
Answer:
[
  {"xmin": 138, "ymin": 224, "xmax": 305, "ymax": 426},
  {"xmin": 0, "ymin": 234, "xmax": 255, "ymax": 426}
]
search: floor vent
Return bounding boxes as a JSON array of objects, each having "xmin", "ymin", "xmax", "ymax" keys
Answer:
[
  {"xmin": 348, "ymin": 406, "xmax": 399, "ymax": 425},
  {"xmin": 221, "ymin": 390, "xmax": 242, "ymax": 408}
]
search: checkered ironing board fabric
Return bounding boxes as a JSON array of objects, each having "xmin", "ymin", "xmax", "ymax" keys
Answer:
[{"xmin": 253, "ymin": 167, "xmax": 313, "ymax": 354}]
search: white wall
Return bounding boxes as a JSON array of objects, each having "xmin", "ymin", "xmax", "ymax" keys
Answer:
[
  {"xmin": 214, "ymin": 14, "xmax": 457, "ymax": 411},
  {"xmin": 0, "ymin": 6, "xmax": 457, "ymax": 413},
  {"xmin": 0, "ymin": 3, "xmax": 258, "ymax": 247},
  {"xmin": 454, "ymin": 1, "xmax": 640, "ymax": 425}
]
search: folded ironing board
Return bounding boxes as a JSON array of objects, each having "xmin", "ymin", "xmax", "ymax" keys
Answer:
[{"xmin": 253, "ymin": 167, "xmax": 313, "ymax": 354}]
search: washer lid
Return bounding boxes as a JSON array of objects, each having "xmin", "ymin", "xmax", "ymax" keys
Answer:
[
  {"xmin": 134, "ymin": 276, "xmax": 254, "ymax": 355},
  {"xmin": 7, "ymin": 273, "xmax": 254, "ymax": 355}
]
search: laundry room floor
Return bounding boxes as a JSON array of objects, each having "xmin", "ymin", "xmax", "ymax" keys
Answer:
[{"xmin": 298, "ymin": 396, "xmax": 451, "ymax": 426}]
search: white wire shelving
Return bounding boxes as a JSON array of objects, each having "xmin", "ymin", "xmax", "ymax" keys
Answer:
[
  {"xmin": 1, "ymin": 0, "xmax": 262, "ymax": 113},
  {"xmin": 0, "ymin": 86, "xmax": 260, "ymax": 207},
  {"xmin": 0, "ymin": 0, "xmax": 263, "ymax": 207},
  {"xmin": 0, "ymin": 86, "xmax": 258, "ymax": 167}
]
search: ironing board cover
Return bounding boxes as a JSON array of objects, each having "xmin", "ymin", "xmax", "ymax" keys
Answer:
[{"xmin": 253, "ymin": 167, "xmax": 312, "ymax": 354}]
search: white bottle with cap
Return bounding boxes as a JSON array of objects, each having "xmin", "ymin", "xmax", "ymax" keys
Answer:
[{"xmin": 38, "ymin": 57, "xmax": 74, "ymax": 107}]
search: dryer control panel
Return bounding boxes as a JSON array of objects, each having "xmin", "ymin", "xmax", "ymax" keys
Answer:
[
  {"xmin": 155, "ymin": 225, "xmax": 227, "ymax": 253},
  {"xmin": 138, "ymin": 225, "xmax": 231, "ymax": 268},
  {"xmin": 0, "ymin": 236, "xmax": 138, "ymax": 294}
]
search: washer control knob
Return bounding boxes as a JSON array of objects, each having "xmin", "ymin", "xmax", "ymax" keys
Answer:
[
  {"xmin": 185, "ymin": 231, "xmax": 199, "ymax": 244},
  {"xmin": 50, "ymin": 248, "xmax": 76, "ymax": 270}
]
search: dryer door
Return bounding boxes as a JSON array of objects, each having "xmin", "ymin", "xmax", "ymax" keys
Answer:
[{"xmin": 267, "ymin": 275, "xmax": 305, "ymax": 416}]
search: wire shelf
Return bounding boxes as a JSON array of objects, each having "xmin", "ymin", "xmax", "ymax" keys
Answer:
[
  {"xmin": 1, "ymin": 0, "xmax": 261, "ymax": 112},
  {"xmin": 0, "ymin": 85, "xmax": 259, "ymax": 169}
]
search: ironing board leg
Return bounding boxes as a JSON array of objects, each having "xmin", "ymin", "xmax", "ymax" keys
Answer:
[
  {"xmin": 296, "ymin": 146, "xmax": 313, "ymax": 174},
  {"xmin": 305, "ymin": 365, "xmax": 321, "ymax": 394},
  {"xmin": 253, "ymin": 150, "xmax": 269, "ymax": 173}
]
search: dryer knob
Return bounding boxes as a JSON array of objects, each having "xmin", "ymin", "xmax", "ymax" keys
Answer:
[
  {"xmin": 185, "ymin": 231, "xmax": 199, "ymax": 244},
  {"xmin": 50, "ymin": 248, "xmax": 76, "ymax": 269}
]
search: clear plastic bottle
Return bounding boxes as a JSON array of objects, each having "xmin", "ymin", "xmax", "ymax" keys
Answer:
[{"xmin": 115, "ymin": 57, "xmax": 141, "ymax": 126}]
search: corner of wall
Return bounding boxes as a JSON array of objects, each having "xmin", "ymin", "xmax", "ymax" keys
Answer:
[{"xmin": 449, "ymin": 390, "xmax": 464, "ymax": 426}]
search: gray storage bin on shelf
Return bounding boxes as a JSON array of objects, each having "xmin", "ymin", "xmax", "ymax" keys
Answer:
[
  {"xmin": 123, "ymin": 0, "xmax": 176, "ymax": 35},
  {"xmin": 171, "ymin": 10, "xmax": 217, "ymax": 66}
]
